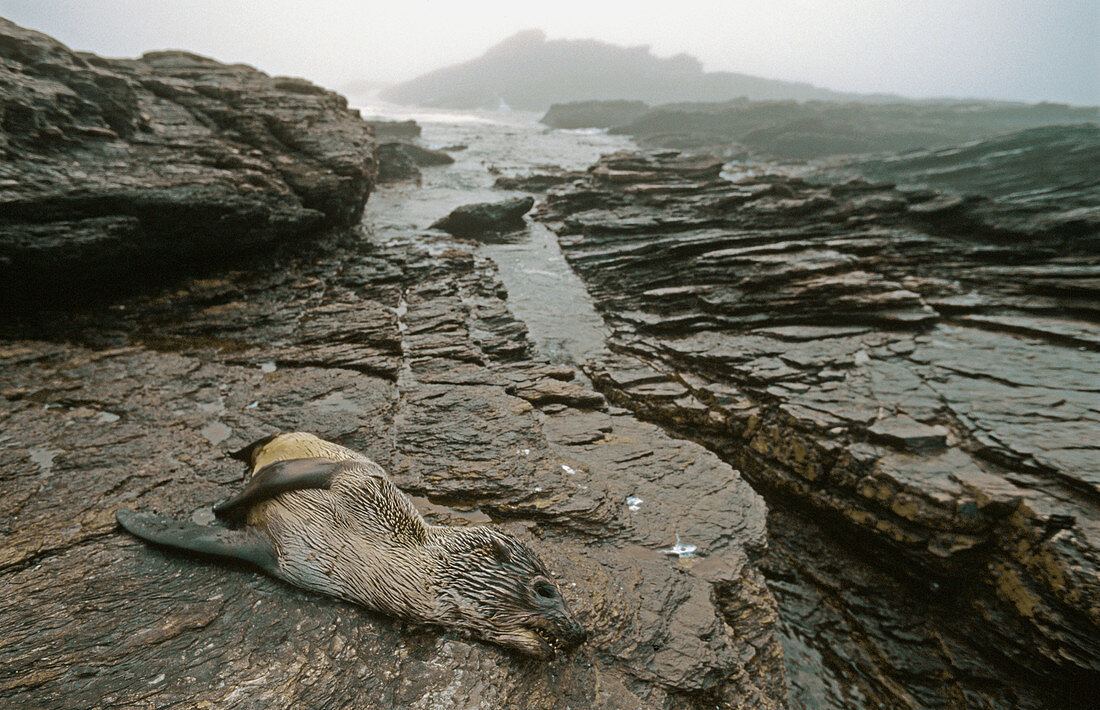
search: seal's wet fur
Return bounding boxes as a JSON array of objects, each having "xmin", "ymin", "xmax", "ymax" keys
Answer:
[{"xmin": 116, "ymin": 432, "xmax": 586, "ymax": 658}]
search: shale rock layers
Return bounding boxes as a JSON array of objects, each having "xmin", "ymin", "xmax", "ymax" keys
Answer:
[
  {"xmin": 0, "ymin": 18, "xmax": 376, "ymax": 304},
  {"xmin": 537, "ymin": 143, "xmax": 1100, "ymax": 706}
]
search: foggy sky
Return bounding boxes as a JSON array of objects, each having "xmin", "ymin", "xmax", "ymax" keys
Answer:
[{"xmin": 1, "ymin": 0, "xmax": 1096, "ymax": 105}]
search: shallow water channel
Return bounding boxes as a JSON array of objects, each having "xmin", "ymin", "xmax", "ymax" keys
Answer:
[{"xmin": 360, "ymin": 104, "xmax": 618, "ymax": 367}]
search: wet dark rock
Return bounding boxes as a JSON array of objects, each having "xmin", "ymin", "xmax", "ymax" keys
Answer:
[
  {"xmin": 603, "ymin": 98, "xmax": 1099, "ymax": 160},
  {"xmin": 396, "ymin": 142, "xmax": 455, "ymax": 167},
  {"xmin": 432, "ymin": 196, "xmax": 535, "ymax": 238},
  {"xmin": 364, "ymin": 118, "xmax": 422, "ymax": 139},
  {"xmin": 542, "ymin": 100, "xmax": 650, "ymax": 129},
  {"xmin": 0, "ymin": 18, "xmax": 377, "ymax": 306},
  {"xmin": 839, "ymin": 123, "xmax": 1100, "ymax": 199},
  {"xmin": 760, "ymin": 503, "xmax": 1079, "ymax": 709},
  {"xmin": 537, "ymin": 146, "xmax": 1100, "ymax": 707},
  {"xmin": 494, "ymin": 167, "xmax": 587, "ymax": 192},
  {"xmin": 1, "ymin": 211, "xmax": 786, "ymax": 706},
  {"xmin": 374, "ymin": 142, "xmax": 455, "ymax": 183},
  {"xmin": 375, "ymin": 142, "xmax": 423, "ymax": 182},
  {"xmin": 371, "ymin": 126, "xmax": 454, "ymax": 183}
]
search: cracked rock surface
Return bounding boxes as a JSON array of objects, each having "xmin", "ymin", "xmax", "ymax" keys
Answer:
[
  {"xmin": 0, "ymin": 227, "xmax": 786, "ymax": 707},
  {"xmin": 536, "ymin": 144, "xmax": 1099, "ymax": 707},
  {"xmin": 0, "ymin": 18, "xmax": 376, "ymax": 305}
]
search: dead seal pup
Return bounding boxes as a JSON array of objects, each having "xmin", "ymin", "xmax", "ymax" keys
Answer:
[{"xmin": 116, "ymin": 432, "xmax": 586, "ymax": 658}]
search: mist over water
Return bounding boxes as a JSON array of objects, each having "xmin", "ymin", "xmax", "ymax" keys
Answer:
[{"xmin": 1, "ymin": 0, "xmax": 1096, "ymax": 104}]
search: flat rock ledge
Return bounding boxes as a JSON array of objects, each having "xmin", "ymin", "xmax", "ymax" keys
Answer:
[
  {"xmin": 0, "ymin": 18, "xmax": 377, "ymax": 305},
  {"xmin": 0, "ymin": 225, "xmax": 788, "ymax": 707},
  {"xmin": 536, "ymin": 147, "xmax": 1100, "ymax": 707}
]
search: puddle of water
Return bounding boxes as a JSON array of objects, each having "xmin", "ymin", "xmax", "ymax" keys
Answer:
[
  {"xmin": 191, "ymin": 507, "xmax": 216, "ymax": 525},
  {"xmin": 483, "ymin": 223, "xmax": 608, "ymax": 366},
  {"xmin": 200, "ymin": 421, "xmax": 231, "ymax": 446},
  {"xmin": 29, "ymin": 446, "xmax": 64, "ymax": 473},
  {"xmin": 662, "ymin": 535, "xmax": 699, "ymax": 558},
  {"xmin": 309, "ymin": 391, "xmax": 363, "ymax": 414},
  {"xmin": 409, "ymin": 495, "xmax": 493, "ymax": 526}
]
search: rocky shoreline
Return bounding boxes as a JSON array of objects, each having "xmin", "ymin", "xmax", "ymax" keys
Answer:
[
  {"xmin": 4, "ymin": 15, "xmax": 1099, "ymax": 710},
  {"xmin": 1, "ymin": 18, "xmax": 787, "ymax": 710},
  {"xmin": 0, "ymin": 216, "xmax": 789, "ymax": 709},
  {"xmin": 535, "ymin": 143, "xmax": 1099, "ymax": 707}
]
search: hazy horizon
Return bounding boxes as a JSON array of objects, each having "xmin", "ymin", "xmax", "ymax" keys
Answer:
[{"xmin": 1, "ymin": 0, "xmax": 1096, "ymax": 106}]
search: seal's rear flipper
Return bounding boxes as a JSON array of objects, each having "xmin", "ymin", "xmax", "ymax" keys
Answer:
[
  {"xmin": 116, "ymin": 508, "xmax": 278, "ymax": 573},
  {"xmin": 213, "ymin": 458, "xmax": 348, "ymax": 523}
]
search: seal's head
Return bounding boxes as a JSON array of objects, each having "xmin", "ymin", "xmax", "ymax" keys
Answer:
[{"xmin": 435, "ymin": 527, "xmax": 587, "ymax": 658}]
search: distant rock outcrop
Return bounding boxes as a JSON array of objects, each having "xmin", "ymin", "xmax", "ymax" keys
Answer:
[
  {"xmin": 839, "ymin": 123, "xmax": 1100, "ymax": 199},
  {"xmin": 379, "ymin": 29, "xmax": 886, "ymax": 111},
  {"xmin": 494, "ymin": 167, "xmax": 587, "ymax": 192},
  {"xmin": 364, "ymin": 118, "xmax": 421, "ymax": 139},
  {"xmin": 541, "ymin": 100, "xmax": 649, "ymax": 129},
  {"xmin": 0, "ymin": 17, "xmax": 376, "ymax": 306},
  {"xmin": 592, "ymin": 98, "xmax": 1100, "ymax": 160},
  {"xmin": 375, "ymin": 141, "xmax": 454, "ymax": 183}
]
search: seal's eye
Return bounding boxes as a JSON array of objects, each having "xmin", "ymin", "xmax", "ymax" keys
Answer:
[{"xmin": 534, "ymin": 581, "xmax": 557, "ymax": 599}]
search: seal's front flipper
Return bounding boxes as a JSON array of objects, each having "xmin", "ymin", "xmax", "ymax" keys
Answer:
[
  {"xmin": 116, "ymin": 508, "xmax": 277, "ymax": 573},
  {"xmin": 212, "ymin": 458, "xmax": 348, "ymax": 523}
]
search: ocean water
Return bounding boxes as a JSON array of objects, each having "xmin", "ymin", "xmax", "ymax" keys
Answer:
[{"xmin": 355, "ymin": 99, "xmax": 634, "ymax": 366}]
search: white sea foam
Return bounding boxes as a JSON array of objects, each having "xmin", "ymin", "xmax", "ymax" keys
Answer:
[{"xmin": 662, "ymin": 535, "xmax": 698, "ymax": 558}]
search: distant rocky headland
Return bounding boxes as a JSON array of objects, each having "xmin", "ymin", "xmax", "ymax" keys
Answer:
[{"xmin": 379, "ymin": 29, "xmax": 890, "ymax": 111}]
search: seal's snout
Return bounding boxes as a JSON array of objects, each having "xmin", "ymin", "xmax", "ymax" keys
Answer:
[{"xmin": 558, "ymin": 615, "xmax": 588, "ymax": 648}]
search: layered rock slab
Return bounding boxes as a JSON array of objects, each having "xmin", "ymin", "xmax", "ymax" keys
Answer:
[
  {"xmin": 0, "ymin": 18, "xmax": 377, "ymax": 304},
  {"xmin": 537, "ymin": 148, "xmax": 1100, "ymax": 706},
  {"xmin": 0, "ymin": 228, "xmax": 786, "ymax": 707}
]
